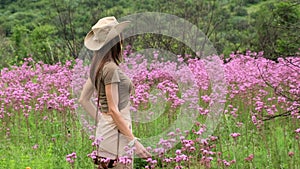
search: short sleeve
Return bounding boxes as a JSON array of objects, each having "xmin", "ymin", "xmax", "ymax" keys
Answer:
[{"xmin": 102, "ymin": 62, "xmax": 121, "ymax": 85}]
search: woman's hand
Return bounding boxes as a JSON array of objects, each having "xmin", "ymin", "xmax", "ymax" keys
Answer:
[{"xmin": 134, "ymin": 140, "xmax": 152, "ymax": 159}]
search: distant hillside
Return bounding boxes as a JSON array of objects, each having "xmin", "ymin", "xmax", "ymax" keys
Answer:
[{"xmin": 0, "ymin": 0, "xmax": 299, "ymax": 67}]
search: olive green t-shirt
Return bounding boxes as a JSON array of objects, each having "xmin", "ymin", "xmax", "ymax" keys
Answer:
[{"xmin": 98, "ymin": 61, "xmax": 133, "ymax": 113}]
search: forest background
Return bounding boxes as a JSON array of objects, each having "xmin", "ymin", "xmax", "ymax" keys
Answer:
[{"xmin": 0, "ymin": 0, "xmax": 299, "ymax": 67}]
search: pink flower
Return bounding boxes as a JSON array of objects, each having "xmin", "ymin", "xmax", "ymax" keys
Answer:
[
  {"xmin": 66, "ymin": 152, "xmax": 77, "ymax": 164},
  {"xmin": 209, "ymin": 136, "xmax": 218, "ymax": 141},
  {"xmin": 223, "ymin": 160, "xmax": 230, "ymax": 166},
  {"xmin": 163, "ymin": 158, "xmax": 172, "ymax": 163},
  {"xmin": 23, "ymin": 113, "xmax": 29, "ymax": 118},
  {"xmin": 288, "ymin": 152, "xmax": 294, "ymax": 157},
  {"xmin": 167, "ymin": 132, "xmax": 175, "ymax": 137},
  {"xmin": 236, "ymin": 122, "xmax": 243, "ymax": 127},
  {"xmin": 32, "ymin": 144, "xmax": 38, "ymax": 150},
  {"xmin": 201, "ymin": 95, "xmax": 211, "ymax": 103},
  {"xmin": 189, "ymin": 147, "xmax": 196, "ymax": 151},
  {"xmin": 295, "ymin": 128, "xmax": 300, "ymax": 133},
  {"xmin": 89, "ymin": 135, "xmax": 95, "ymax": 140},
  {"xmin": 92, "ymin": 137, "xmax": 103, "ymax": 146},
  {"xmin": 251, "ymin": 115, "xmax": 257, "ymax": 124},
  {"xmin": 195, "ymin": 127, "xmax": 205, "ymax": 135},
  {"xmin": 119, "ymin": 156, "xmax": 132, "ymax": 165},
  {"xmin": 43, "ymin": 116, "xmax": 48, "ymax": 120},
  {"xmin": 87, "ymin": 150, "xmax": 97, "ymax": 159},
  {"xmin": 245, "ymin": 154, "xmax": 254, "ymax": 162},
  {"xmin": 230, "ymin": 133, "xmax": 241, "ymax": 138}
]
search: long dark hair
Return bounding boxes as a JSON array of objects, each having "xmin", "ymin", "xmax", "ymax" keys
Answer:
[{"xmin": 91, "ymin": 34, "xmax": 124, "ymax": 91}]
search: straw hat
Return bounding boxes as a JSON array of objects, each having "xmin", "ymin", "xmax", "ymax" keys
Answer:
[{"xmin": 84, "ymin": 16, "xmax": 130, "ymax": 51}]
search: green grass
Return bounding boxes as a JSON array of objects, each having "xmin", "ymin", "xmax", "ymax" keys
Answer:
[
  {"xmin": 0, "ymin": 109, "xmax": 94, "ymax": 169},
  {"xmin": 0, "ymin": 86, "xmax": 299, "ymax": 169}
]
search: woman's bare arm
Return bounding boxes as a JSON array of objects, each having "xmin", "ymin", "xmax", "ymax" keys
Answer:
[
  {"xmin": 78, "ymin": 78, "xmax": 98, "ymax": 121},
  {"xmin": 106, "ymin": 83, "xmax": 151, "ymax": 158},
  {"xmin": 105, "ymin": 83, "xmax": 135, "ymax": 140}
]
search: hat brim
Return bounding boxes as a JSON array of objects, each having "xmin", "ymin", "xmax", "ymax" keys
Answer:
[{"xmin": 84, "ymin": 21, "xmax": 131, "ymax": 51}]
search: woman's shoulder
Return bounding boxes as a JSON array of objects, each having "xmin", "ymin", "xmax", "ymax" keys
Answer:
[
  {"xmin": 103, "ymin": 61, "xmax": 119, "ymax": 70},
  {"xmin": 102, "ymin": 61, "xmax": 121, "ymax": 84},
  {"xmin": 102, "ymin": 61, "xmax": 120, "ymax": 75}
]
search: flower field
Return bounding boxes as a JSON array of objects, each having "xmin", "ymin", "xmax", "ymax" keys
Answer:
[{"xmin": 0, "ymin": 47, "xmax": 299, "ymax": 169}]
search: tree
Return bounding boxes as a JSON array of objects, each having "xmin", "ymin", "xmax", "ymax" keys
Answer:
[{"xmin": 251, "ymin": 1, "xmax": 300, "ymax": 60}]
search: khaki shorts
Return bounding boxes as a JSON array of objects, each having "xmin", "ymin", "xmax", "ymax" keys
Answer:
[{"xmin": 96, "ymin": 102, "xmax": 133, "ymax": 168}]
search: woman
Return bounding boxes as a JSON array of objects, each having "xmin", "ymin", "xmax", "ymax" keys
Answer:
[{"xmin": 79, "ymin": 16, "xmax": 151, "ymax": 169}]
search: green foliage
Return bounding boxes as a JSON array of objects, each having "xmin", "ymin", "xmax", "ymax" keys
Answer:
[
  {"xmin": 6, "ymin": 24, "xmax": 73, "ymax": 66},
  {"xmin": 245, "ymin": 0, "xmax": 261, "ymax": 4},
  {"xmin": 29, "ymin": 24, "xmax": 58, "ymax": 62},
  {"xmin": 251, "ymin": 1, "xmax": 300, "ymax": 59},
  {"xmin": 0, "ymin": 0, "xmax": 299, "ymax": 68},
  {"xmin": 234, "ymin": 6, "xmax": 248, "ymax": 16}
]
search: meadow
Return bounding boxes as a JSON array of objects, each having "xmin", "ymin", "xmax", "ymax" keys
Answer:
[{"xmin": 0, "ymin": 46, "xmax": 299, "ymax": 169}]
